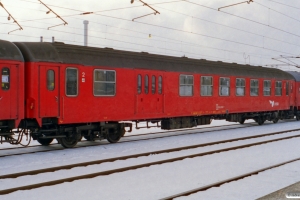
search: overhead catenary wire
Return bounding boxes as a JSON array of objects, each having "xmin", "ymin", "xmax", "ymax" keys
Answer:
[
  {"xmin": 1, "ymin": 1, "xmax": 296, "ymax": 59},
  {"xmin": 6, "ymin": 0, "xmax": 299, "ymax": 53},
  {"xmin": 255, "ymin": 1, "xmax": 300, "ymax": 25},
  {"xmin": 261, "ymin": 0, "xmax": 300, "ymax": 10},
  {"xmin": 0, "ymin": 2, "xmax": 23, "ymax": 34},
  {"xmin": 185, "ymin": 0, "xmax": 300, "ymax": 39},
  {"xmin": 1, "ymin": 0, "xmax": 298, "ymax": 67},
  {"xmin": 38, "ymin": 0, "xmax": 68, "ymax": 29}
]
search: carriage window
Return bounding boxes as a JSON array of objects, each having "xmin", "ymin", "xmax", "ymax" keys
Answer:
[
  {"xmin": 275, "ymin": 81, "xmax": 282, "ymax": 96},
  {"xmin": 47, "ymin": 70, "xmax": 55, "ymax": 91},
  {"xmin": 152, "ymin": 76, "xmax": 156, "ymax": 94},
  {"xmin": 286, "ymin": 82, "xmax": 289, "ymax": 96},
  {"xmin": 180, "ymin": 75, "xmax": 193, "ymax": 96},
  {"xmin": 219, "ymin": 77, "xmax": 230, "ymax": 96},
  {"xmin": 263, "ymin": 80, "xmax": 271, "ymax": 96},
  {"xmin": 236, "ymin": 78, "xmax": 245, "ymax": 96},
  {"xmin": 66, "ymin": 68, "xmax": 78, "ymax": 96},
  {"xmin": 250, "ymin": 79, "xmax": 259, "ymax": 96},
  {"xmin": 201, "ymin": 76, "xmax": 213, "ymax": 96},
  {"xmin": 145, "ymin": 75, "xmax": 149, "ymax": 94},
  {"xmin": 94, "ymin": 69, "xmax": 116, "ymax": 96},
  {"xmin": 158, "ymin": 76, "xmax": 162, "ymax": 94},
  {"xmin": 1, "ymin": 68, "xmax": 10, "ymax": 90},
  {"xmin": 137, "ymin": 74, "xmax": 142, "ymax": 94}
]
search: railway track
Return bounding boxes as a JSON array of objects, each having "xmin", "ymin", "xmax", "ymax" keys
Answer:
[
  {"xmin": 0, "ymin": 122, "xmax": 250, "ymax": 151},
  {"xmin": 0, "ymin": 122, "xmax": 259, "ymax": 158},
  {"xmin": 160, "ymin": 157, "xmax": 300, "ymax": 200},
  {"xmin": 1, "ymin": 128, "xmax": 300, "ymax": 195}
]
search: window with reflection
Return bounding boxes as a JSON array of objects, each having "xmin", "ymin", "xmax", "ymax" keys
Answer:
[
  {"xmin": 94, "ymin": 69, "xmax": 116, "ymax": 96},
  {"xmin": 219, "ymin": 77, "xmax": 230, "ymax": 96},
  {"xmin": 236, "ymin": 78, "xmax": 245, "ymax": 96},
  {"xmin": 201, "ymin": 76, "xmax": 213, "ymax": 96},
  {"xmin": 66, "ymin": 68, "xmax": 78, "ymax": 96},
  {"xmin": 179, "ymin": 75, "xmax": 193, "ymax": 96},
  {"xmin": 263, "ymin": 80, "xmax": 271, "ymax": 96},
  {"xmin": 275, "ymin": 81, "xmax": 282, "ymax": 96},
  {"xmin": 47, "ymin": 70, "xmax": 55, "ymax": 91},
  {"xmin": 1, "ymin": 67, "xmax": 10, "ymax": 90},
  {"xmin": 250, "ymin": 79, "xmax": 259, "ymax": 96}
]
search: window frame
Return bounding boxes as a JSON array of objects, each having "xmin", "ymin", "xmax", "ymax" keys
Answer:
[
  {"xmin": 275, "ymin": 81, "xmax": 282, "ymax": 96},
  {"xmin": 179, "ymin": 74, "xmax": 194, "ymax": 97},
  {"xmin": 263, "ymin": 80, "xmax": 271, "ymax": 96},
  {"xmin": 286, "ymin": 81, "xmax": 289, "ymax": 96},
  {"xmin": 201, "ymin": 76, "xmax": 213, "ymax": 96},
  {"xmin": 93, "ymin": 69, "xmax": 116, "ymax": 97},
  {"xmin": 65, "ymin": 67, "xmax": 79, "ymax": 97},
  {"xmin": 250, "ymin": 79, "xmax": 259, "ymax": 96},
  {"xmin": 235, "ymin": 78, "xmax": 245, "ymax": 96},
  {"xmin": 219, "ymin": 77, "xmax": 230, "ymax": 96}
]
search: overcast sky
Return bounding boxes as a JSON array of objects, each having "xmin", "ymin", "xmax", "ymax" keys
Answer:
[{"xmin": 0, "ymin": 0, "xmax": 299, "ymax": 69}]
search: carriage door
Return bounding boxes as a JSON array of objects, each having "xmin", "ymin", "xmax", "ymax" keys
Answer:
[
  {"xmin": 39, "ymin": 66, "xmax": 59, "ymax": 117},
  {"xmin": 0, "ymin": 65, "xmax": 18, "ymax": 119},
  {"xmin": 136, "ymin": 70, "xmax": 164, "ymax": 114}
]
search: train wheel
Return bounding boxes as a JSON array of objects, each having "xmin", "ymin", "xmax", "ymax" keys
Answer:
[
  {"xmin": 107, "ymin": 128, "xmax": 123, "ymax": 143},
  {"xmin": 60, "ymin": 135, "xmax": 78, "ymax": 148},
  {"xmin": 37, "ymin": 138, "xmax": 53, "ymax": 146},
  {"xmin": 257, "ymin": 116, "xmax": 265, "ymax": 125},
  {"xmin": 273, "ymin": 118, "xmax": 279, "ymax": 123},
  {"xmin": 296, "ymin": 115, "xmax": 300, "ymax": 121},
  {"xmin": 239, "ymin": 118, "xmax": 245, "ymax": 124}
]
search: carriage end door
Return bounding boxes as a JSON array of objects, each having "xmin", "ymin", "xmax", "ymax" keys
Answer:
[{"xmin": 39, "ymin": 66, "xmax": 59, "ymax": 117}]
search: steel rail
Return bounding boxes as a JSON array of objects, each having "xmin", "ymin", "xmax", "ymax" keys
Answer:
[
  {"xmin": 0, "ymin": 123, "xmax": 257, "ymax": 158},
  {"xmin": 1, "ymin": 131, "xmax": 300, "ymax": 195},
  {"xmin": 160, "ymin": 157, "xmax": 300, "ymax": 199},
  {"xmin": 1, "ymin": 127, "xmax": 297, "ymax": 179}
]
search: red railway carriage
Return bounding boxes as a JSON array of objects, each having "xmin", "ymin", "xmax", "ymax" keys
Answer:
[
  {"xmin": 286, "ymin": 71, "xmax": 300, "ymax": 117},
  {"xmin": 14, "ymin": 41, "xmax": 297, "ymax": 148},
  {"xmin": 0, "ymin": 40, "xmax": 25, "ymax": 140}
]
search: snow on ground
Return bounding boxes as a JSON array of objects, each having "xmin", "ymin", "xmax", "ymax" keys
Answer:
[
  {"xmin": 2, "ymin": 133, "xmax": 300, "ymax": 199},
  {"xmin": 1, "ymin": 119, "xmax": 300, "ymax": 200},
  {"xmin": 0, "ymin": 119, "xmax": 242, "ymax": 149},
  {"xmin": 0, "ymin": 120, "xmax": 297, "ymax": 175},
  {"xmin": 177, "ymin": 161, "xmax": 300, "ymax": 200},
  {"xmin": 1, "ymin": 128, "xmax": 300, "ymax": 191}
]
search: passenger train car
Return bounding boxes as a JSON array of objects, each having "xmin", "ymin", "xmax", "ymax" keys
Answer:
[
  {"xmin": 0, "ymin": 39, "xmax": 300, "ymax": 147},
  {"xmin": 0, "ymin": 40, "xmax": 25, "ymax": 142}
]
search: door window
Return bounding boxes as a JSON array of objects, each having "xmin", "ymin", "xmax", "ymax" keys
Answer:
[
  {"xmin": 47, "ymin": 70, "xmax": 55, "ymax": 91},
  {"xmin": 1, "ymin": 67, "xmax": 10, "ymax": 90},
  {"xmin": 66, "ymin": 68, "xmax": 78, "ymax": 96}
]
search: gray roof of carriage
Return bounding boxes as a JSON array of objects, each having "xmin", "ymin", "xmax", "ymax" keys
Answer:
[
  {"xmin": 14, "ymin": 41, "xmax": 294, "ymax": 80},
  {"xmin": 286, "ymin": 71, "xmax": 300, "ymax": 81},
  {"xmin": 0, "ymin": 40, "xmax": 24, "ymax": 61}
]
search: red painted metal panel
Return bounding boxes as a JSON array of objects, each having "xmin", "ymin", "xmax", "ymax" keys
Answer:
[
  {"xmin": 39, "ymin": 65, "xmax": 59, "ymax": 118},
  {"xmin": 0, "ymin": 61, "xmax": 24, "ymax": 128},
  {"xmin": 24, "ymin": 60, "xmax": 296, "ymax": 127}
]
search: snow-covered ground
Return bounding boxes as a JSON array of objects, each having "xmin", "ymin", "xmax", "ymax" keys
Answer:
[{"xmin": 1, "ymin": 119, "xmax": 300, "ymax": 199}]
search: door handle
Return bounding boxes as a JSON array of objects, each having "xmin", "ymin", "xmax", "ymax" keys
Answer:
[
  {"xmin": 0, "ymin": 96, "xmax": 2, "ymax": 101},
  {"xmin": 55, "ymin": 96, "xmax": 58, "ymax": 102}
]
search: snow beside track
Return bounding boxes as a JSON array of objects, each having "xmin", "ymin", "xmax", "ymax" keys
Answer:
[{"xmin": 1, "ymin": 120, "xmax": 300, "ymax": 199}]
